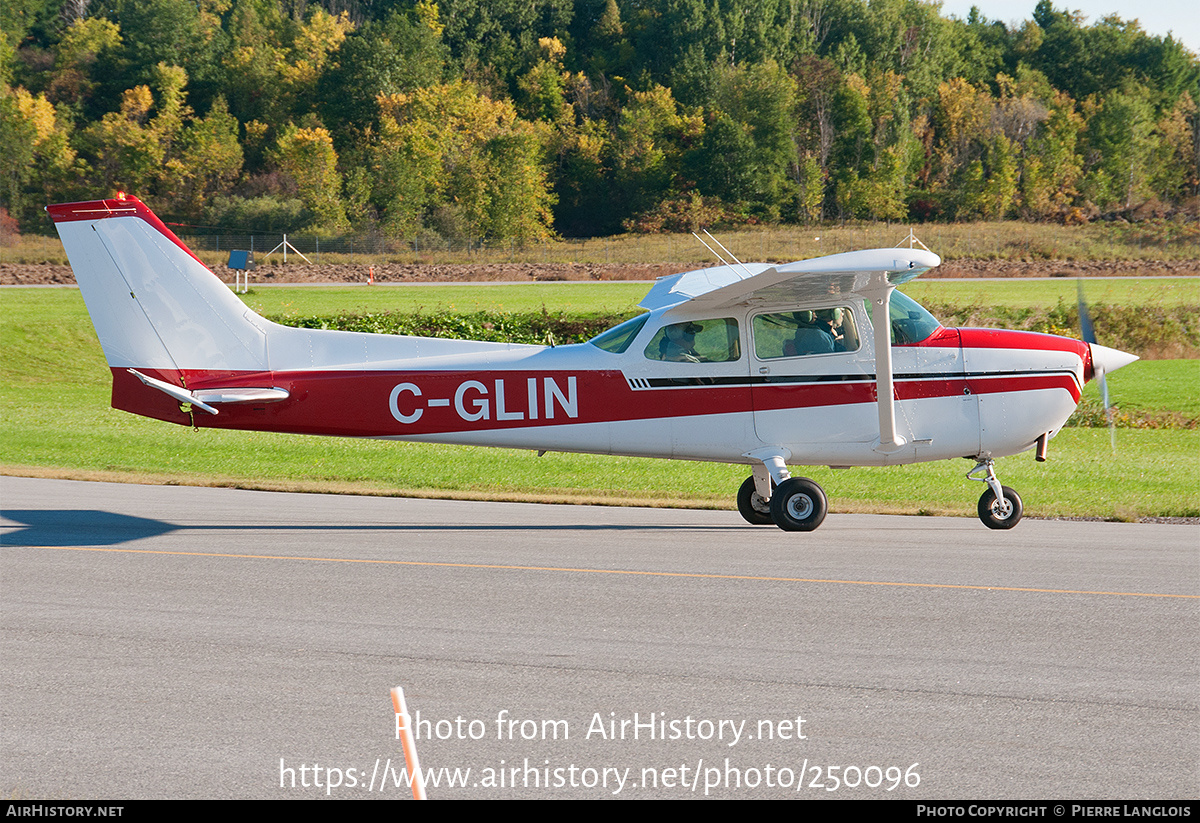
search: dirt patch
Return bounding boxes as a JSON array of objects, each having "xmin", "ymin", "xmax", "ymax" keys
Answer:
[
  {"xmin": 0, "ymin": 263, "xmax": 78, "ymax": 285},
  {"xmin": 3, "ymin": 258, "xmax": 1196, "ymax": 286}
]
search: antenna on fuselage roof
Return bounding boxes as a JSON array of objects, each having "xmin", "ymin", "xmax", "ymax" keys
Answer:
[
  {"xmin": 896, "ymin": 227, "xmax": 931, "ymax": 252},
  {"xmin": 692, "ymin": 230, "xmax": 753, "ymax": 277}
]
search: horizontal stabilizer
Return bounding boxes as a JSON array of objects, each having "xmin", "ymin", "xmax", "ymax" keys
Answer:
[
  {"xmin": 127, "ymin": 369, "xmax": 219, "ymax": 415},
  {"xmin": 192, "ymin": 388, "xmax": 290, "ymax": 404},
  {"xmin": 126, "ymin": 370, "xmax": 290, "ymax": 414}
]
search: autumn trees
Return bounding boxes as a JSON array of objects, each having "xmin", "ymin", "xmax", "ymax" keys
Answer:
[{"xmin": 1, "ymin": 0, "xmax": 1197, "ymax": 239}]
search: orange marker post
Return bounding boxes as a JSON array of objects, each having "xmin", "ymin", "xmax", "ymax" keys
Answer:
[
  {"xmin": 369, "ymin": 265, "xmax": 375, "ymax": 285},
  {"xmin": 391, "ymin": 686, "xmax": 427, "ymax": 800}
]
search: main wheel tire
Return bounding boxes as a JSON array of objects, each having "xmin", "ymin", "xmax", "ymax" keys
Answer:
[
  {"xmin": 978, "ymin": 485, "xmax": 1023, "ymax": 529},
  {"xmin": 769, "ymin": 477, "xmax": 828, "ymax": 532},
  {"xmin": 737, "ymin": 476, "xmax": 774, "ymax": 525}
]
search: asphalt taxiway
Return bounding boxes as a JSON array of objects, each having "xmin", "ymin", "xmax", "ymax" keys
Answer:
[{"xmin": 2, "ymin": 475, "xmax": 1196, "ymax": 799}]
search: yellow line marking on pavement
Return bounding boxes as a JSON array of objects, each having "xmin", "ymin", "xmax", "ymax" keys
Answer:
[{"xmin": 11, "ymin": 545, "xmax": 1196, "ymax": 599}]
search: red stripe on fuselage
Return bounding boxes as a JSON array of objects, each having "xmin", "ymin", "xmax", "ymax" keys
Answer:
[
  {"xmin": 110, "ymin": 362, "xmax": 1083, "ymax": 437},
  {"xmin": 114, "ymin": 367, "xmax": 751, "ymax": 435},
  {"xmin": 966, "ymin": 373, "xmax": 1082, "ymax": 402}
]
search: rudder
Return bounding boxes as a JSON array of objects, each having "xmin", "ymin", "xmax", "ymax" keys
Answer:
[{"xmin": 48, "ymin": 196, "xmax": 268, "ymax": 373}]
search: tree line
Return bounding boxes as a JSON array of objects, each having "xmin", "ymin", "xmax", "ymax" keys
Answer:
[{"xmin": 2, "ymin": 0, "xmax": 1197, "ymax": 240}]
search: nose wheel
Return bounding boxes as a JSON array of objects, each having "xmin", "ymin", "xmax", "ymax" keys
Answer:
[
  {"xmin": 968, "ymin": 459, "xmax": 1023, "ymax": 529},
  {"xmin": 978, "ymin": 485, "xmax": 1023, "ymax": 529}
]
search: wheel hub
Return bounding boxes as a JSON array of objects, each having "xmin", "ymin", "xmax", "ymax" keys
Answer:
[{"xmin": 786, "ymin": 494, "xmax": 814, "ymax": 520}]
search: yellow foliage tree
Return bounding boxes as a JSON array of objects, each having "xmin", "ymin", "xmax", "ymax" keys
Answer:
[
  {"xmin": 374, "ymin": 80, "xmax": 555, "ymax": 240},
  {"xmin": 273, "ymin": 124, "xmax": 348, "ymax": 233}
]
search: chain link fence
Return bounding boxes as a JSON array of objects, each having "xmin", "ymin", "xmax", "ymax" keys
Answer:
[
  {"xmin": 176, "ymin": 233, "xmax": 615, "ymax": 265},
  {"xmin": 167, "ymin": 221, "xmax": 1191, "ymax": 268}
]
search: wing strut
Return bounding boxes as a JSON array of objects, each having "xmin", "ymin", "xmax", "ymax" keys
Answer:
[{"xmin": 860, "ymin": 280, "xmax": 906, "ymax": 454}]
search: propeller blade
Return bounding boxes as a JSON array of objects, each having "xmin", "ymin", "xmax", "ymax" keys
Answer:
[
  {"xmin": 1101, "ymin": 370, "xmax": 1115, "ymax": 453},
  {"xmin": 1076, "ymin": 279, "xmax": 1096, "ymax": 344},
  {"xmin": 1077, "ymin": 280, "xmax": 1138, "ymax": 455}
]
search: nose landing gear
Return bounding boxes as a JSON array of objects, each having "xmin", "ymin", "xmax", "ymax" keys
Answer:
[{"xmin": 968, "ymin": 458, "xmax": 1023, "ymax": 529}]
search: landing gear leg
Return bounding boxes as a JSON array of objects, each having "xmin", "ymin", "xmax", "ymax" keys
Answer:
[
  {"xmin": 737, "ymin": 458, "xmax": 784, "ymax": 526},
  {"xmin": 968, "ymin": 458, "xmax": 1023, "ymax": 530}
]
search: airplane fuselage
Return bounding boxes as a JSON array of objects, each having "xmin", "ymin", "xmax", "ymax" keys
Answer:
[{"xmin": 108, "ymin": 304, "xmax": 1090, "ymax": 469}]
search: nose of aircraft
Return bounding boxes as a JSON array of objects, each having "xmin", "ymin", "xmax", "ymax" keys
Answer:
[{"xmin": 1090, "ymin": 342, "xmax": 1139, "ymax": 378}]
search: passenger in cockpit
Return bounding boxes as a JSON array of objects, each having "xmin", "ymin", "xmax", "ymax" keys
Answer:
[{"xmin": 786, "ymin": 308, "xmax": 845, "ymax": 355}]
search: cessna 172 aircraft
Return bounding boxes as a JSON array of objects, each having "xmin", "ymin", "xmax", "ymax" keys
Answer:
[{"xmin": 47, "ymin": 195, "xmax": 1138, "ymax": 531}]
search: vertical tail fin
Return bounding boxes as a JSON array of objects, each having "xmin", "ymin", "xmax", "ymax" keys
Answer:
[{"xmin": 47, "ymin": 196, "xmax": 268, "ymax": 373}]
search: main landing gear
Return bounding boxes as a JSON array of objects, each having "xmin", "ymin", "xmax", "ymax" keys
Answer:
[
  {"xmin": 736, "ymin": 476, "xmax": 774, "ymax": 525},
  {"xmin": 968, "ymin": 458, "xmax": 1023, "ymax": 530},
  {"xmin": 737, "ymin": 474, "xmax": 828, "ymax": 531}
]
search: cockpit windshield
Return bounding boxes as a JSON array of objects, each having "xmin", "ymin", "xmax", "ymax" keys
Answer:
[
  {"xmin": 588, "ymin": 313, "xmax": 649, "ymax": 353},
  {"xmin": 867, "ymin": 291, "xmax": 942, "ymax": 344}
]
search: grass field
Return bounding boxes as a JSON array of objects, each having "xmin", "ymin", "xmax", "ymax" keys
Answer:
[
  {"xmin": 239, "ymin": 282, "xmax": 652, "ymax": 318},
  {"xmin": 2, "ymin": 283, "xmax": 1197, "ymax": 519}
]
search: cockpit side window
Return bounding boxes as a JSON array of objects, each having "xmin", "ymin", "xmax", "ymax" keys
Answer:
[
  {"xmin": 753, "ymin": 308, "xmax": 861, "ymax": 359},
  {"xmin": 644, "ymin": 318, "xmax": 741, "ymax": 363}
]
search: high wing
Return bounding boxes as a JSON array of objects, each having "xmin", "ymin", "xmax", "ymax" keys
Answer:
[
  {"xmin": 640, "ymin": 248, "xmax": 942, "ymax": 317},
  {"xmin": 641, "ymin": 247, "xmax": 943, "ymax": 454}
]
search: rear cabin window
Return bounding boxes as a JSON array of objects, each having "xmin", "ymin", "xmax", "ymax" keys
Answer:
[
  {"xmin": 752, "ymin": 308, "xmax": 861, "ymax": 359},
  {"xmin": 644, "ymin": 318, "xmax": 741, "ymax": 363}
]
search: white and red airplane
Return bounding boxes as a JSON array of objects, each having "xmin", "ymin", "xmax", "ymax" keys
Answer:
[{"xmin": 47, "ymin": 195, "xmax": 1138, "ymax": 531}]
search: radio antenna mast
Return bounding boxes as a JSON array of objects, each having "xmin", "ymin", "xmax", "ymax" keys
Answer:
[
  {"xmin": 895, "ymin": 227, "xmax": 931, "ymax": 252},
  {"xmin": 692, "ymin": 230, "xmax": 753, "ymax": 277},
  {"xmin": 692, "ymin": 231, "xmax": 729, "ymax": 265}
]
